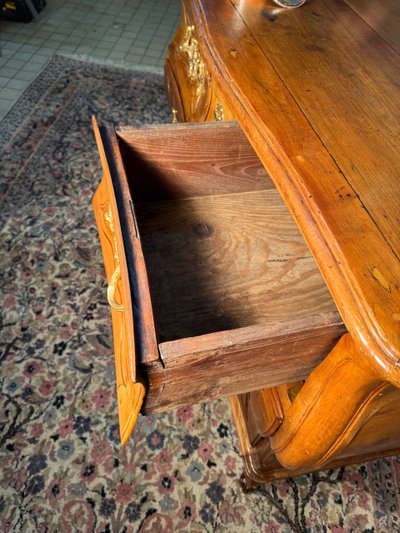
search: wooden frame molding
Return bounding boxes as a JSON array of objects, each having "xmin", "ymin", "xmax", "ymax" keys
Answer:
[{"xmin": 270, "ymin": 334, "xmax": 391, "ymax": 470}]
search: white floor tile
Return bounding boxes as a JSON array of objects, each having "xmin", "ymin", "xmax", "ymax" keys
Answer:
[{"xmin": 0, "ymin": 0, "xmax": 180, "ymax": 120}]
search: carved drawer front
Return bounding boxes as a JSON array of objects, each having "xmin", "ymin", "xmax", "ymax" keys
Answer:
[
  {"xmin": 92, "ymin": 118, "xmax": 145, "ymax": 444},
  {"xmin": 92, "ymin": 119, "xmax": 345, "ymax": 444}
]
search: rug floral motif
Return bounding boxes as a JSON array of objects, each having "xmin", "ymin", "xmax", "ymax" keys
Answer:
[{"xmin": 1, "ymin": 55, "xmax": 399, "ymax": 533}]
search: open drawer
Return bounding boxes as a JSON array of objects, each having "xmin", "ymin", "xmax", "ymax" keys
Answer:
[{"xmin": 92, "ymin": 118, "xmax": 346, "ymax": 443}]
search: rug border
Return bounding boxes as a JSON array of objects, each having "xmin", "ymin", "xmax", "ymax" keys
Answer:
[
  {"xmin": 0, "ymin": 54, "xmax": 164, "ymax": 149},
  {"xmin": 60, "ymin": 53, "xmax": 164, "ymax": 76}
]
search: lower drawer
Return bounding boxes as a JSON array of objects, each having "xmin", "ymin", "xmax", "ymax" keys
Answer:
[{"xmin": 93, "ymin": 119, "xmax": 345, "ymax": 442}]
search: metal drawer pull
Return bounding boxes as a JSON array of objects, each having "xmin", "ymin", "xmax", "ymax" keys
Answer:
[
  {"xmin": 107, "ymin": 263, "xmax": 124, "ymax": 312},
  {"xmin": 104, "ymin": 205, "xmax": 124, "ymax": 312}
]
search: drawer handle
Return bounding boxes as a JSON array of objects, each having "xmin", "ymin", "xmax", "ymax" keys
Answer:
[
  {"xmin": 107, "ymin": 264, "xmax": 124, "ymax": 312},
  {"xmin": 104, "ymin": 205, "xmax": 124, "ymax": 312}
]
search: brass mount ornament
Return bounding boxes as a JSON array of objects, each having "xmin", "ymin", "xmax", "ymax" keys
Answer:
[
  {"xmin": 179, "ymin": 24, "xmax": 211, "ymax": 118},
  {"xmin": 180, "ymin": 25, "xmax": 206, "ymax": 93},
  {"xmin": 105, "ymin": 206, "xmax": 124, "ymax": 313},
  {"xmin": 214, "ymin": 101, "xmax": 224, "ymax": 122}
]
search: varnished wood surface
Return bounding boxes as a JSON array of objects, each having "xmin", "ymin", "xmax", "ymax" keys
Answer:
[
  {"xmin": 237, "ymin": 383, "xmax": 305, "ymax": 447},
  {"xmin": 270, "ymin": 334, "xmax": 390, "ymax": 470},
  {"xmin": 164, "ymin": 2, "xmax": 236, "ymax": 125},
  {"xmin": 166, "ymin": 0, "xmax": 400, "ymax": 479},
  {"xmin": 343, "ymin": 0, "xmax": 400, "ymax": 52},
  {"xmin": 238, "ymin": 388, "xmax": 284, "ymax": 447},
  {"xmin": 188, "ymin": 0, "xmax": 400, "ymax": 385},
  {"xmin": 340, "ymin": 384, "xmax": 400, "ymax": 459},
  {"xmin": 235, "ymin": 0, "xmax": 400, "ymax": 255}
]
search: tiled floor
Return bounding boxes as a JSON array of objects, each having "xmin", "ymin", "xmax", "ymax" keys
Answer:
[{"xmin": 0, "ymin": 0, "xmax": 180, "ymax": 119}]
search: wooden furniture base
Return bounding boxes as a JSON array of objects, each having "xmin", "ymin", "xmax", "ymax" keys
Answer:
[
  {"xmin": 231, "ymin": 395, "xmax": 400, "ymax": 489},
  {"xmin": 231, "ymin": 335, "xmax": 400, "ymax": 486}
]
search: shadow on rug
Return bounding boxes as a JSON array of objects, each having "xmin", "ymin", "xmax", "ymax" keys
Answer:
[{"xmin": 0, "ymin": 55, "xmax": 399, "ymax": 533}]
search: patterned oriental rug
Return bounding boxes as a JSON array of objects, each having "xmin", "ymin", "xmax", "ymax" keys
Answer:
[{"xmin": 1, "ymin": 55, "xmax": 399, "ymax": 533}]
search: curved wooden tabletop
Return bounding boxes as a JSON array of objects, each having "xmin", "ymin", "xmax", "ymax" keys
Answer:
[{"xmin": 190, "ymin": 0, "xmax": 400, "ymax": 383}]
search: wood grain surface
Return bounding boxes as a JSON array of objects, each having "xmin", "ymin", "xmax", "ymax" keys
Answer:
[
  {"xmin": 143, "ymin": 315, "xmax": 344, "ymax": 412},
  {"xmin": 188, "ymin": 0, "xmax": 400, "ymax": 385},
  {"xmin": 136, "ymin": 188, "xmax": 336, "ymax": 341},
  {"xmin": 344, "ymin": 0, "xmax": 400, "ymax": 52},
  {"xmin": 231, "ymin": 392, "xmax": 400, "ymax": 486},
  {"xmin": 236, "ymin": 0, "xmax": 400, "ymax": 257},
  {"xmin": 116, "ymin": 122, "xmax": 271, "ymax": 202},
  {"xmin": 238, "ymin": 388, "xmax": 284, "ymax": 447}
]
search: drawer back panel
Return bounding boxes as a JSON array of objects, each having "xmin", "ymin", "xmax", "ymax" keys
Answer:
[{"xmin": 116, "ymin": 121, "xmax": 273, "ymax": 202}]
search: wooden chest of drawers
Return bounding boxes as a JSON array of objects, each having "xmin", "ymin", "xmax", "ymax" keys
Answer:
[
  {"xmin": 93, "ymin": 0, "xmax": 400, "ymax": 487},
  {"xmin": 158, "ymin": 0, "xmax": 400, "ymax": 487}
]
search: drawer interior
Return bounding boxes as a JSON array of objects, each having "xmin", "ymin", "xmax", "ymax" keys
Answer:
[{"xmin": 115, "ymin": 122, "xmax": 339, "ymax": 351}]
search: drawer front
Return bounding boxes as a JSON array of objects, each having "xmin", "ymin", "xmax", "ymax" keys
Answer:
[{"xmin": 92, "ymin": 117, "xmax": 145, "ymax": 444}]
